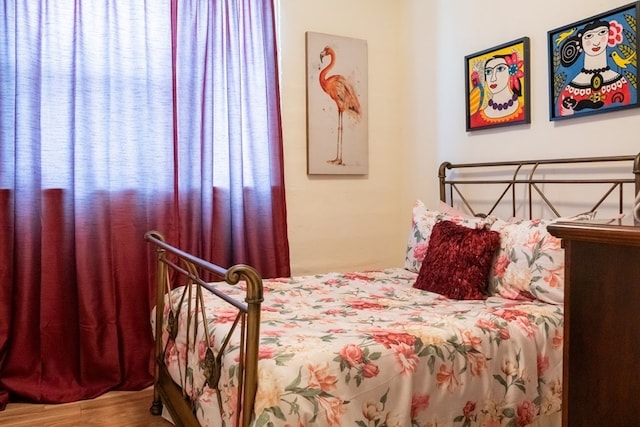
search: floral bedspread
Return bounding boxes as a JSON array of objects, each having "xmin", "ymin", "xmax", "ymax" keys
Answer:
[{"xmin": 154, "ymin": 268, "xmax": 563, "ymax": 427}]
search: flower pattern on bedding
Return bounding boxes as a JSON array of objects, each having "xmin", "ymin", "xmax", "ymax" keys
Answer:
[{"xmin": 153, "ymin": 268, "xmax": 563, "ymax": 427}]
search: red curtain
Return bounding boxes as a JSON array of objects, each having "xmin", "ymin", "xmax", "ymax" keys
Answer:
[{"xmin": 0, "ymin": 0, "xmax": 288, "ymax": 409}]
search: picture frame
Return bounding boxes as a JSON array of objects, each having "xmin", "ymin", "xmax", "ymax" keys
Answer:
[
  {"xmin": 305, "ymin": 32, "xmax": 368, "ymax": 175},
  {"xmin": 465, "ymin": 37, "xmax": 531, "ymax": 131},
  {"xmin": 548, "ymin": 2, "xmax": 639, "ymax": 121}
]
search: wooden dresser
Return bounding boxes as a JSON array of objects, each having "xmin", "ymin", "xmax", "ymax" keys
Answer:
[{"xmin": 547, "ymin": 219, "xmax": 640, "ymax": 427}]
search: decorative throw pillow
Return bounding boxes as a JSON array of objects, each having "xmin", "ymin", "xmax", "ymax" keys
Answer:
[
  {"xmin": 404, "ymin": 200, "xmax": 495, "ymax": 273},
  {"xmin": 487, "ymin": 215, "xmax": 592, "ymax": 304},
  {"xmin": 413, "ymin": 220, "xmax": 501, "ymax": 300}
]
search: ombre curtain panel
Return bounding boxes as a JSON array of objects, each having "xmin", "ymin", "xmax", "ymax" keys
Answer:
[{"xmin": 0, "ymin": 0, "xmax": 288, "ymax": 408}]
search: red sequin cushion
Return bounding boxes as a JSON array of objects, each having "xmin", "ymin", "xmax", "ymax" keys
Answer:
[{"xmin": 413, "ymin": 220, "xmax": 501, "ymax": 300}]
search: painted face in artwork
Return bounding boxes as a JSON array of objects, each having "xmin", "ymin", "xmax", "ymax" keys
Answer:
[
  {"xmin": 484, "ymin": 58, "xmax": 509, "ymax": 95},
  {"xmin": 581, "ymin": 25, "xmax": 609, "ymax": 57}
]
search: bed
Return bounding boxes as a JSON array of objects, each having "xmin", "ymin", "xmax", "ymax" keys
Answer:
[{"xmin": 145, "ymin": 153, "xmax": 640, "ymax": 427}]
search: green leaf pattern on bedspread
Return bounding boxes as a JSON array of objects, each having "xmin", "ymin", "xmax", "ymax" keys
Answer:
[{"xmin": 155, "ymin": 268, "xmax": 563, "ymax": 427}]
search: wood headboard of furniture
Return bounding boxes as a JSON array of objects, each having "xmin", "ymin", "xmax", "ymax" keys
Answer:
[{"xmin": 439, "ymin": 153, "xmax": 640, "ymax": 219}]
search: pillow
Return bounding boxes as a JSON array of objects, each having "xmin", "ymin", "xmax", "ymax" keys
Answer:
[
  {"xmin": 437, "ymin": 201, "xmax": 473, "ymax": 218},
  {"xmin": 413, "ymin": 220, "xmax": 501, "ymax": 299},
  {"xmin": 487, "ymin": 215, "xmax": 591, "ymax": 304},
  {"xmin": 404, "ymin": 200, "xmax": 495, "ymax": 273},
  {"xmin": 504, "ymin": 211, "xmax": 596, "ymax": 224}
]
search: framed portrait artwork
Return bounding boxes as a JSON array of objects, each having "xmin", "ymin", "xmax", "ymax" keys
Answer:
[
  {"xmin": 548, "ymin": 2, "xmax": 640, "ymax": 121},
  {"xmin": 306, "ymin": 32, "xmax": 368, "ymax": 175},
  {"xmin": 465, "ymin": 37, "xmax": 531, "ymax": 131}
]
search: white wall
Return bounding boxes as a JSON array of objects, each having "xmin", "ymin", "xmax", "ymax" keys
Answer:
[
  {"xmin": 278, "ymin": 0, "xmax": 415, "ymax": 274},
  {"xmin": 433, "ymin": 0, "xmax": 639, "ymax": 182},
  {"xmin": 279, "ymin": 0, "xmax": 640, "ymax": 275}
]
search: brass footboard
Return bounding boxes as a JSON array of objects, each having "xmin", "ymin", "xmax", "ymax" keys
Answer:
[{"xmin": 145, "ymin": 231, "xmax": 263, "ymax": 427}]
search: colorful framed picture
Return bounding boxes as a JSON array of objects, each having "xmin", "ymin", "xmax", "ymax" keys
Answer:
[
  {"xmin": 465, "ymin": 37, "xmax": 531, "ymax": 131},
  {"xmin": 548, "ymin": 2, "xmax": 640, "ymax": 121},
  {"xmin": 306, "ymin": 32, "xmax": 368, "ymax": 175}
]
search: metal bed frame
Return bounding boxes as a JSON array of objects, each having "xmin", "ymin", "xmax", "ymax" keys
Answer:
[
  {"xmin": 439, "ymin": 153, "xmax": 640, "ymax": 219},
  {"xmin": 146, "ymin": 153, "xmax": 640, "ymax": 427}
]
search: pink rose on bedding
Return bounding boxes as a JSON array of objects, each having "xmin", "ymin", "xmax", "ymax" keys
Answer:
[
  {"xmin": 476, "ymin": 318, "xmax": 496, "ymax": 331},
  {"xmin": 514, "ymin": 317, "xmax": 537, "ymax": 338},
  {"xmin": 493, "ymin": 308, "xmax": 527, "ymax": 322},
  {"xmin": 215, "ymin": 307, "xmax": 240, "ymax": 323},
  {"xmin": 339, "ymin": 344, "xmax": 364, "ymax": 367},
  {"xmin": 462, "ymin": 400, "xmax": 477, "ymax": 418},
  {"xmin": 369, "ymin": 330, "xmax": 416, "ymax": 349},
  {"xmin": 197, "ymin": 340, "xmax": 207, "ymax": 360},
  {"xmin": 258, "ymin": 347, "xmax": 276, "ymax": 360},
  {"xmin": 517, "ymin": 400, "xmax": 536, "ymax": 426},
  {"xmin": 361, "ymin": 362, "xmax": 379, "ymax": 378},
  {"xmin": 413, "ymin": 242, "xmax": 428, "ymax": 261},
  {"xmin": 343, "ymin": 272, "xmax": 374, "ymax": 281},
  {"xmin": 410, "ymin": 393, "xmax": 430, "ymax": 419},
  {"xmin": 499, "ymin": 327, "xmax": 511, "ymax": 340},
  {"xmin": 347, "ymin": 299, "xmax": 385, "ymax": 310},
  {"xmin": 537, "ymin": 355, "xmax": 550, "ymax": 376}
]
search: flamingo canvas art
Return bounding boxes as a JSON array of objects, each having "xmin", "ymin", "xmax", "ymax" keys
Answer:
[{"xmin": 306, "ymin": 32, "xmax": 368, "ymax": 174}]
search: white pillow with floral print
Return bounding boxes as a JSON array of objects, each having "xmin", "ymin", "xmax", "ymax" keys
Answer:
[
  {"xmin": 487, "ymin": 218, "xmax": 561, "ymax": 303},
  {"xmin": 488, "ymin": 213, "xmax": 596, "ymax": 304},
  {"xmin": 487, "ymin": 213, "xmax": 587, "ymax": 304},
  {"xmin": 404, "ymin": 200, "xmax": 496, "ymax": 273}
]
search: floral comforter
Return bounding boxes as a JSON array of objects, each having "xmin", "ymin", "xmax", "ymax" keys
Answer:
[{"xmin": 154, "ymin": 268, "xmax": 563, "ymax": 427}]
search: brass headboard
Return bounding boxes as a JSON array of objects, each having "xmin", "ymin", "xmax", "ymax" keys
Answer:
[{"xmin": 439, "ymin": 153, "xmax": 640, "ymax": 219}]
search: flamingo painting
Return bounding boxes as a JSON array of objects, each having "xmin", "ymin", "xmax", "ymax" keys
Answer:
[
  {"xmin": 318, "ymin": 46, "xmax": 361, "ymax": 166},
  {"xmin": 306, "ymin": 32, "xmax": 367, "ymax": 175}
]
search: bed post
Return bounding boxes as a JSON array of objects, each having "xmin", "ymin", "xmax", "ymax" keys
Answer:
[
  {"xmin": 226, "ymin": 264, "xmax": 264, "ymax": 427},
  {"xmin": 438, "ymin": 161, "xmax": 451, "ymax": 203},
  {"xmin": 146, "ymin": 230, "xmax": 167, "ymax": 417}
]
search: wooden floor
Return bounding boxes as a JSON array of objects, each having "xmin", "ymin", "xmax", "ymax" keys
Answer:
[{"xmin": 0, "ymin": 387, "xmax": 174, "ymax": 426}]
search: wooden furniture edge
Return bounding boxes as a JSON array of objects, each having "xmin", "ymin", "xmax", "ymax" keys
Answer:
[{"xmin": 547, "ymin": 221, "xmax": 640, "ymax": 246}]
